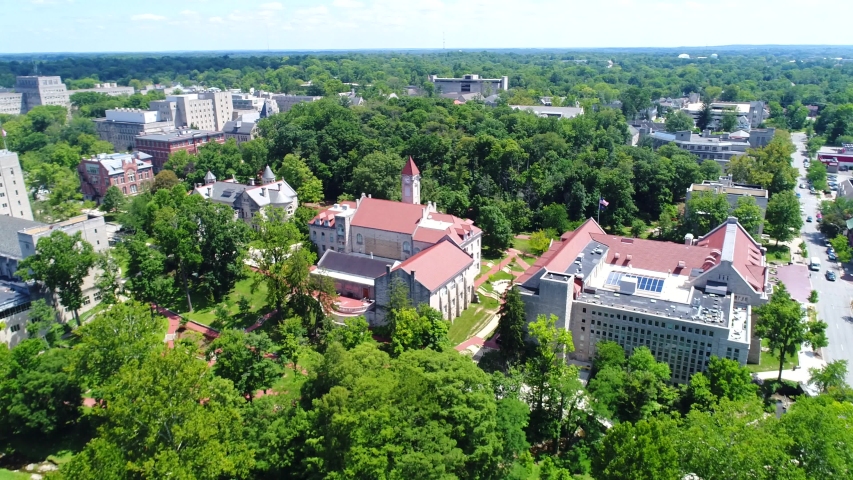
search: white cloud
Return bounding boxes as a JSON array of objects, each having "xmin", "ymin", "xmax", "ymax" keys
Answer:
[
  {"xmin": 259, "ymin": 2, "xmax": 283, "ymax": 9},
  {"xmin": 131, "ymin": 13, "xmax": 167, "ymax": 21},
  {"xmin": 332, "ymin": 0, "xmax": 364, "ymax": 7},
  {"xmin": 180, "ymin": 9, "xmax": 197, "ymax": 15},
  {"xmin": 296, "ymin": 5, "xmax": 329, "ymax": 15},
  {"xmin": 208, "ymin": 16, "xmax": 224, "ymax": 23}
]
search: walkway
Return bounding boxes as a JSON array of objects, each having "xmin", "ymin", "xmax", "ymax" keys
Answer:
[
  {"xmin": 754, "ymin": 348, "xmax": 826, "ymax": 392},
  {"xmin": 474, "ymin": 249, "xmax": 527, "ymax": 289}
]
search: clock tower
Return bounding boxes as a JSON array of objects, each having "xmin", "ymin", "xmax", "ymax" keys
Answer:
[{"xmin": 401, "ymin": 156, "xmax": 420, "ymax": 205}]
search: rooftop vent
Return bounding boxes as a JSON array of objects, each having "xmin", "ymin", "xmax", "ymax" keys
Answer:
[
  {"xmin": 678, "ymin": 260, "xmax": 686, "ymax": 268},
  {"xmin": 626, "ymin": 254, "xmax": 632, "ymax": 261},
  {"xmin": 614, "ymin": 253, "xmax": 621, "ymax": 259}
]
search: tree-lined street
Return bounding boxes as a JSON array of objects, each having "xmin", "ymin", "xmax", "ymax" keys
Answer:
[{"xmin": 791, "ymin": 132, "xmax": 853, "ymax": 385}]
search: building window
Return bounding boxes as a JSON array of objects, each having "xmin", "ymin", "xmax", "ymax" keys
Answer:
[
  {"xmin": 357, "ymin": 233, "xmax": 363, "ymax": 244},
  {"xmin": 122, "ymin": 187, "xmax": 127, "ymax": 194},
  {"xmin": 10, "ymin": 324, "xmax": 21, "ymax": 333},
  {"xmin": 403, "ymin": 241, "xmax": 411, "ymax": 253},
  {"xmin": 82, "ymin": 296, "xmax": 92, "ymax": 306}
]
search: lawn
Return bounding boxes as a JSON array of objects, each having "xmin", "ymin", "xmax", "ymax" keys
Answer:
[
  {"xmin": 489, "ymin": 270, "xmax": 514, "ymax": 283},
  {"xmin": 449, "ymin": 296, "xmax": 500, "ymax": 345},
  {"xmin": 747, "ymin": 339, "xmax": 799, "ymax": 373},
  {"xmin": 512, "ymin": 236, "xmax": 533, "ymax": 255},
  {"xmin": 520, "ymin": 255, "xmax": 537, "ymax": 266},
  {"xmin": 270, "ymin": 348, "xmax": 324, "ymax": 402},
  {"xmin": 476, "ymin": 263, "xmax": 492, "ymax": 280},
  {"xmin": 181, "ymin": 274, "xmax": 271, "ymax": 329},
  {"xmin": 0, "ymin": 470, "xmax": 31, "ymax": 480},
  {"xmin": 764, "ymin": 244, "xmax": 791, "ymax": 264}
]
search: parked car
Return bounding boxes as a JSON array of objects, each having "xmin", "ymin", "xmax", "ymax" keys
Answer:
[
  {"xmin": 826, "ymin": 270, "xmax": 837, "ymax": 281},
  {"xmin": 807, "ymin": 216, "xmax": 813, "ymax": 222},
  {"xmin": 828, "ymin": 252, "xmax": 838, "ymax": 262},
  {"xmin": 828, "ymin": 246, "xmax": 835, "ymax": 254},
  {"xmin": 796, "ymin": 192, "xmax": 802, "ymax": 198}
]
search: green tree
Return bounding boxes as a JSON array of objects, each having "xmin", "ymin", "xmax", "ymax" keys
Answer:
[
  {"xmin": 278, "ymin": 154, "xmax": 324, "ymax": 203},
  {"xmin": 93, "ymin": 251, "xmax": 121, "ymax": 305},
  {"xmin": 830, "ymin": 234, "xmax": 853, "ymax": 263},
  {"xmin": 591, "ymin": 341, "xmax": 626, "ymax": 375},
  {"xmin": 540, "ymin": 203, "xmax": 570, "ymax": 232},
  {"xmin": 528, "ymin": 229, "xmax": 552, "ymax": 255},
  {"xmin": 152, "ymin": 169, "xmax": 180, "ymax": 192},
  {"xmin": 17, "ymin": 231, "xmax": 97, "ymax": 326},
  {"xmin": 809, "ymin": 359, "xmax": 848, "ymax": 393},
  {"xmin": 630, "ymin": 219, "xmax": 646, "ymax": 238},
  {"xmin": 328, "ymin": 315, "xmax": 370, "ymax": 350},
  {"xmin": 765, "ymin": 190, "xmax": 803, "ymax": 245},
  {"xmin": 163, "ymin": 150, "xmax": 193, "ymax": 178},
  {"xmin": 62, "ymin": 346, "xmax": 254, "ymax": 479},
  {"xmin": 478, "ymin": 203, "xmax": 513, "ymax": 252},
  {"xmin": 665, "ymin": 110, "xmax": 694, "ymax": 132},
  {"xmin": 124, "ymin": 234, "xmax": 172, "ymax": 304},
  {"xmin": 705, "ymin": 356, "xmax": 758, "ymax": 402},
  {"xmin": 755, "ymin": 283, "xmax": 817, "ymax": 381},
  {"xmin": 779, "ymin": 395, "xmax": 853, "ymax": 479},
  {"xmin": 731, "ymin": 195, "xmax": 764, "ymax": 236},
  {"xmin": 497, "ymin": 286, "xmax": 527, "ymax": 365},
  {"xmin": 71, "ymin": 301, "xmax": 162, "ymax": 391},
  {"xmin": 349, "ymin": 152, "xmax": 404, "ymax": 200},
  {"xmin": 786, "ymin": 101, "xmax": 809, "ymax": 130},
  {"xmin": 807, "ymin": 159, "xmax": 828, "ymax": 192},
  {"xmin": 251, "ymin": 206, "xmax": 303, "ymax": 312},
  {"xmin": 25, "ymin": 299, "xmax": 62, "ymax": 348},
  {"xmin": 592, "ymin": 416, "xmax": 680, "ymax": 480},
  {"xmin": 720, "ymin": 108, "xmax": 739, "ymax": 132},
  {"xmin": 685, "ymin": 191, "xmax": 730, "ymax": 235},
  {"xmin": 0, "ymin": 344, "xmax": 82, "ymax": 437},
  {"xmin": 699, "ymin": 159, "xmax": 723, "ymax": 180},
  {"xmin": 697, "ymin": 101, "xmax": 714, "ymax": 130},
  {"xmin": 99, "ymin": 185, "xmax": 125, "ymax": 213},
  {"xmin": 207, "ymin": 329, "xmax": 281, "ymax": 402},
  {"xmin": 390, "ymin": 305, "xmax": 450, "ymax": 355}
]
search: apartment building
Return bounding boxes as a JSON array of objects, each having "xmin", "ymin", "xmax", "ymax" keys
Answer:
[
  {"xmin": 0, "ymin": 150, "xmax": 34, "ymax": 221},
  {"xmin": 0, "ymin": 76, "xmax": 71, "ymax": 115},
  {"xmin": 149, "ymin": 92, "xmax": 233, "ymax": 132},
  {"xmin": 517, "ymin": 217, "xmax": 768, "ymax": 382},
  {"xmin": 94, "ymin": 108, "xmax": 175, "ymax": 152},
  {"xmin": 77, "ymin": 152, "xmax": 154, "ymax": 203},
  {"xmin": 682, "ymin": 100, "xmax": 767, "ymax": 129},
  {"xmin": 134, "ymin": 129, "xmax": 225, "ymax": 172}
]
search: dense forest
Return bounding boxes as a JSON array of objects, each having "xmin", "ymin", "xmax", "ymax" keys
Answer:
[{"xmin": 2, "ymin": 50, "xmax": 853, "ymax": 479}]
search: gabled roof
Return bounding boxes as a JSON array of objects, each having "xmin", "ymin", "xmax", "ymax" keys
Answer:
[
  {"xmin": 516, "ymin": 218, "xmax": 604, "ymax": 285},
  {"xmin": 392, "ymin": 240, "xmax": 473, "ymax": 292},
  {"xmin": 317, "ymin": 250, "xmax": 390, "ymax": 279},
  {"xmin": 697, "ymin": 217, "xmax": 766, "ymax": 291},
  {"xmin": 402, "ymin": 156, "xmax": 420, "ymax": 176},
  {"xmin": 350, "ymin": 198, "xmax": 425, "ymax": 234},
  {"xmin": 204, "ymin": 170, "xmax": 216, "ymax": 182}
]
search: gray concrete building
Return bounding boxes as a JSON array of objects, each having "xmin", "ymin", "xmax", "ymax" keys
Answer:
[
  {"xmin": 682, "ymin": 100, "xmax": 767, "ymax": 129},
  {"xmin": 646, "ymin": 128, "xmax": 777, "ymax": 168},
  {"xmin": 222, "ymin": 120, "xmax": 257, "ymax": 144},
  {"xmin": 150, "ymin": 92, "xmax": 233, "ymax": 132},
  {"xmin": 0, "ymin": 92, "xmax": 24, "ymax": 115},
  {"xmin": 0, "ymin": 213, "xmax": 109, "ymax": 326},
  {"xmin": 0, "ymin": 150, "xmax": 34, "ymax": 221},
  {"xmin": 94, "ymin": 108, "xmax": 175, "ymax": 152},
  {"xmin": 0, "ymin": 279, "xmax": 33, "ymax": 347},
  {"xmin": 269, "ymin": 94, "xmax": 323, "ymax": 113},
  {"xmin": 516, "ymin": 217, "xmax": 768, "ymax": 382},
  {"xmin": 510, "ymin": 105, "xmax": 584, "ymax": 119},
  {"xmin": 428, "ymin": 74, "xmax": 509, "ymax": 95},
  {"xmin": 70, "ymin": 83, "xmax": 135, "ymax": 97},
  {"xmin": 14, "ymin": 76, "xmax": 71, "ymax": 113}
]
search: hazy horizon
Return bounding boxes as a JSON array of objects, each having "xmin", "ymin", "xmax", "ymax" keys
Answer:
[{"xmin": 4, "ymin": 0, "xmax": 853, "ymax": 54}]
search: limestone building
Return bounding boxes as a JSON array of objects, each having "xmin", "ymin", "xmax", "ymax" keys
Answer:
[
  {"xmin": 0, "ymin": 76, "xmax": 71, "ymax": 115},
  {"xmin": 428, "ymin": 74, "xmax": 509, "ymax": 95},
  {"xmin": 0, "ymin": 150, "xmax": 34, "ymax": 221},
  {"xmin": 517, "ymin": 217, "xmax": 769, "ymax": 382},
  {"xmin": 308, "ymin": 158, "xmax": 482, "ymax": 323},
  {"xmin": 149, "ymin": 92, "xmax": 233, "ymax": 132},
  {"xmin": 192, "ymin": 166, "xmax": 298, "ymax": 225},
  {"xmin": 94, "ymin": 108, "xmax": 175, "ymax": 152}
]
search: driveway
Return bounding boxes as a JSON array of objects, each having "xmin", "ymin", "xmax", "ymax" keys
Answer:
[{"xmin": 791, "ymin": 132, "xmax": 853, "ymax": 385}]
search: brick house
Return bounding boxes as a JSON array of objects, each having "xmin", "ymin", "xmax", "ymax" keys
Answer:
[{"xmin": 77, "ymin": 152, "xmax": 154, "ymax": 203}]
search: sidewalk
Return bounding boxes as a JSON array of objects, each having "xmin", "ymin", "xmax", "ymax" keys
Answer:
[{"xmin": 474, "ymin": 249, "xmax": 521, "ymax": 288}]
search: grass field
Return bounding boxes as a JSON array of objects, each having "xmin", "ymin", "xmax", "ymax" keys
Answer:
[
  {"xmin": 764, "ymin": 244, "xmax": 792, "ymax": 264},
  {"xmin": 0, "ymin": 469, "xmax": 31, "ymax": 479},
  {"xmin": 181, "ymin": 275, "xmax": 270, "ymax": 329},
  {"xmin": 449, "ymin": 296, "xmax": 499, "ymax": 345},
  {"xmin": 747, "ymin": 339, "xmax": 799, "ymax": 373},
  {"xmin": 512, "ymin": 236, "xmax": 533, "ymax": 255}
]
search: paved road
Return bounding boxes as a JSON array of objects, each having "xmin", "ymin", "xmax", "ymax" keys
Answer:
[{"xmin": 790, "ymin": 132, "xmax": 853, "ymax": 384}]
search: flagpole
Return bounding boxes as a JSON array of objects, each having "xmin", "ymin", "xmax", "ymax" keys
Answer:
[{"xmin": 597, "ymin": 197, "xmax": 601, "ymax": 225}]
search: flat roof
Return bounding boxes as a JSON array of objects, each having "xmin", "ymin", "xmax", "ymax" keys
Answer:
[{"xmin": 136, "ymin": 129, "xmax": 222, "ymax": 141}]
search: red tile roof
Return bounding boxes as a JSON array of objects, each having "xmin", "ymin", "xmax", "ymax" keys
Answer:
[
  {"xmin": 393, "ymin": 240, "xmax": 473, "ymax": 292},
  {"xmin": 698, "ymin": 220, "xmax": 766, "ymax": 291},
  {"xmin": 309, "ymin": 201, "xmax": 357, "ymax": 224},
  {"xmin": 402, "ymin": 156, "xmax": 420, "ymax": 176},
  {"xmin": 350, "ymin": 198, "xmax": 425, "ymax": 233},
  {"xmin": 517, "ymin": 219, "xmax": 604, "ymax": 284},
  {"xmin": 590, "ymin": 233, "xmax": 712, "ymax": 275}
]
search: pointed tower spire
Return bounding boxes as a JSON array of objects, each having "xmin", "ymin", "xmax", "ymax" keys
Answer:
[
  {"xmin": 204, "ymin": 170, "xmax": 216, "ymax": 185},
  {"xmin": 261, "ymin": 165, "xmax": 275, "ymax": 185},
  {"xmin": 401, "ymin": 156, "xmax": 421, "ymax": 205}
]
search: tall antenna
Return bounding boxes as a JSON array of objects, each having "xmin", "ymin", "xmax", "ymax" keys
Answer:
[{"xmin": 442, "ymin": 30, "xmax": 445, "ymax": 50}]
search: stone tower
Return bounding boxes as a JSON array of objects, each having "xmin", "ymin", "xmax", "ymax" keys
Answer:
[{"xmin": 401, "ymin": 156, "xmax": 420, "ymax": 205}]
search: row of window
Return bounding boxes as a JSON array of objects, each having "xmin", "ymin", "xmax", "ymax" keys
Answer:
[{"xmin": 583, "ymin": 308, "xmax": 716, "ymax": 337}]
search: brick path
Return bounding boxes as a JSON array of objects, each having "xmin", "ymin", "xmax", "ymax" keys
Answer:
[{"xmin": 475, "ymin": 250, "xmax": 522, "ymax": 288}]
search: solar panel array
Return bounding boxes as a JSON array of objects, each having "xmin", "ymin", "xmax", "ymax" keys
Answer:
[{"xmin": 605, "ymin": 272, "xmax": 665, "ymax": 293}]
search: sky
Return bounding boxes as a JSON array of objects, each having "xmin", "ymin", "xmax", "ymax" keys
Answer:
[{"xmin": 3, "ymin": 0, "xmax": 853, "ymax": 53}]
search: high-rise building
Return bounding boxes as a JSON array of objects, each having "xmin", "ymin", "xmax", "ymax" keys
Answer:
[
  {"xmin": 13, "ymin": 76, "xmax": 71, "ymax": 113},
  {"xmin": 150, "ymin": 92, "xmax": 233, "ymax": 132},
  {"xmin": 0, "ymin": 150, "xmax": 34, "ymax": 221},
  {"xmin": 94, "ymin": 108, "xmax": 175, "ymax": 152}
]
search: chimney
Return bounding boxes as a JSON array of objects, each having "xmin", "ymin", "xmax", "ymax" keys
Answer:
[
  {"xmin": 370, "ymin": 252, "xmax": 374, "ymax": 259},
  {"xmin": 249, "ymin": 178, "xmax": 255, "ymax": 186},
  {"xmin": 385, "ymin": 265, "xmax": 391, "ymax": 274},
  {"xmin": 206, "ymin": 187, "xmax": 211, "ymax": 196},
  {"xmin": 261, "ymin": 187, "xmax": 266, "ymax": 197},
  {"xmin": 684, "ymin": 233, "xmax": 694, "ymax": 246}
]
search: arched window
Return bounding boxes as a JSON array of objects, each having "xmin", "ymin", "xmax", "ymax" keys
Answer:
[
  {"xmin": 312, "ymin": 230, "xmax": 316, "ymax": 239},
  {"xmin": 357, "ymin": 234, "xmax": 363, "ymax": 244},
  {"xmin": 403, "ymin": 241, "xmax": 411, "ymax": 253}
]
